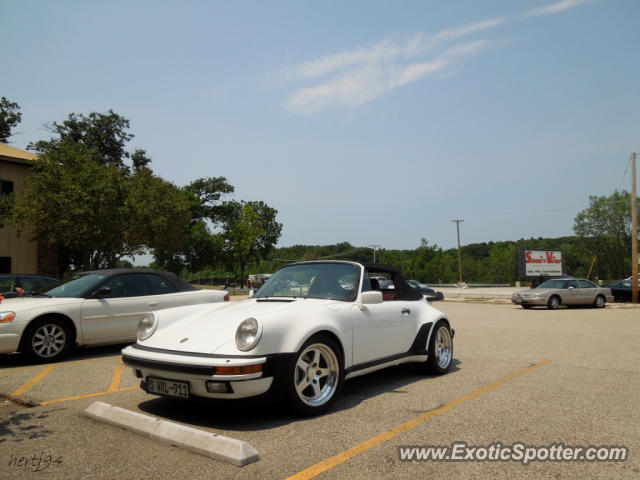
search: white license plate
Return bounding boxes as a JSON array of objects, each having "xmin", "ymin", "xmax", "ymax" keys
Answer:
[{"xmin": 146, "ymin": 377, "xmax": 189, "ymax": 399}]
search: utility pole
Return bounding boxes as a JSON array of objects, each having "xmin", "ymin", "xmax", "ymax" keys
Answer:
[
  {"xmin": 452, "ymin": 219, "xmax": 464, "ymax": 284},
  {"xmin": 632, "ymin": 153, "xmax": 638, "ymax": 303},
  {"xmin": 370, "ymin": 244, "xmax": 380, "ymax": 263}
]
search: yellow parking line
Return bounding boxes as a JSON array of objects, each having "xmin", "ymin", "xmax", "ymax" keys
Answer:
[
  {"xmin": 10, "ymin": 365, "xmax": 57, "ymax": 397},
  {"xmin": 285, "ymin": 359, "xmax": 551, "ymax": 480},
  {"xmin": 0, "ymin": 355, "xmax": 119, "ymax": 375},
  {"xmin": 107, "ymin": 359, "xmax": 125, "ymax": 392},
  {"xmin": 39, "ymin": 386, "xmax": 139, "ymax": 406}
]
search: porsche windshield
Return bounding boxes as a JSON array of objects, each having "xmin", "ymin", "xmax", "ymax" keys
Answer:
[
  {"xmin": 255, "ymin": 263, "xmax": 360, "ymax": 301},
  {"xmin": 40, "ymin": 273, "xmax": 109, "ymax": 298}
]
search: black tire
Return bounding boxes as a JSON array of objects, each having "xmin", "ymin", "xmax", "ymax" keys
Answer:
[
  {"xmin": 284, "ymin": 334, "xmax": 344, "ymax": 416},
  {"xmin": 593, "ymin": 294, "xmax": 606, "ymax": 308},
  {"xmin": 21, "ymin": 317, "xmax": 72, "ymax": 363},
  {"xmin": 547, "ymin": 295, "xmax": 561, "ymax": 310},
  {"xmin": 423, "ymin": 321, "xmax": 453, "ymax": 375}
]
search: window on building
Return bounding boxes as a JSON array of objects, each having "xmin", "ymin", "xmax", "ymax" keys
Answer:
[
  {"xmin": 0, "ymin": 257, "xmax": 11, "ymax": 274},
  {"xmin": 1, "ymin": 180, "xmax": 14, "ymax": 195}
]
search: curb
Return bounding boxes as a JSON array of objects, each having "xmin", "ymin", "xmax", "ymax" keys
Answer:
[{"xmin": 83, "ymin": 401, "xmax": 259, "ymax": 466}]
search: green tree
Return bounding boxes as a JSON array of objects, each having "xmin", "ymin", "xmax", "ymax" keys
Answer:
[
  {"xmin": 574, "ymin": 190, "xmax": 638, "ymax": 279},
  {"xmin": 0, "ymin": 97, "xmax": 22, "ymax": 143},
  {"xmin": 28, "ymin": 110, "xmax": 134, "ymax": 169},
  {"xmin": 9, "ymin": 110, "xmax": 191, "ymax": 272},
  {"xmin": 152, "ymin": 177, "xmax": 235, "ymax": 274},
  {"xmin": 221, "ymin": 200, "xmax": 283, "ymax": 280}
]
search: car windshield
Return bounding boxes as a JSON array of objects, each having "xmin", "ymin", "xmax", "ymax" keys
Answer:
[
  {"xmin": 40, "ymin": 273, "xmax": 109, "ymax": 298},
  {"xmin": 538, "ymin": 279, "xmax": 568, "ymax": 289},
  {"xmin": 255, "ymin": 263, "xmax": 360, "ymax": 301}
]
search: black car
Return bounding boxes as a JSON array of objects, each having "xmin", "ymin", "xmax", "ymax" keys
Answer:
[
  {"xmin": 407, "ymin": 279, "xmax": 445, "ymax": 301},
  {"xmin": 602, "ymin": 279, "xmax": 639, "ymax": 302},
  {"xmin": 0, "ymin": 274, "xmax": 59, "ymax": 298}
]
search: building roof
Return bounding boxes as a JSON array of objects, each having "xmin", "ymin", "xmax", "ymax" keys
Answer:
[{"xmin": 0, "ymin": 142, "xmax": 37, "ymax": 164}]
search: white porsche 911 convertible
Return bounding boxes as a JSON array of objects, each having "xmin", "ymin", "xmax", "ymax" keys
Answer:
[{"xmin": 122, "ymin": 261, "xmax": 454, "ymax": 416}]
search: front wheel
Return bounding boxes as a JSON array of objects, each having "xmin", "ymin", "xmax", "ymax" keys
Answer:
[
  {"xmin": 284, "ymin": 334, "xmax": 344, "ymax": 416},
  {"xmin": 22, "ymin": 318, "xmax": 72, "ymax": 363},
  {"xmin": 594, "ymin": 295, "xmax": 606, "ymax": 308},
  {"xmin": 547, "ymin": 295, "xmax": 560, "ymax": 310},
  {"xmin": 422, "ymin": 321, "xmax": 453, "ymax": 374}
]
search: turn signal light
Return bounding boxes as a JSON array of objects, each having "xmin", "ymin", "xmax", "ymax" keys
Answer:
[
  {"xmin": 214, "ymin": 364, "xmax": 263, "ymax": 375},
  {"xmin": 224, "ymin": 294, "xmax": 230, "ymax": 302}
]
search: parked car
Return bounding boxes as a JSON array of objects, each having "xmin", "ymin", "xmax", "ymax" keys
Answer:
[
  {"xmin": 0, "ymin": 269, "xmax": 228, "ymax": 362},
  {"xmin": 407, "ymin": 280, "xmax": 445, "ymax": 301},
  {"xmin": 511, "ymin": 278, "xmax": 613, "ymax": 309},
  {"xmin": 0, "ymin": 274, "xmax": 59, "ymax": 298},
  {"xmin": 602, "ymin": 279, "xmax": 640, "ymax": 302},
  {"xmin": 122, "ymin": 261, "xmax": 454, "ymax": 416}
]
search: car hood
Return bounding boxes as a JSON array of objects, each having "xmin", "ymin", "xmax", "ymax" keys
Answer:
[
  {"xmin": 140, "ymin": 298, "xmax": 346, "ymax": 354},
  {"xmin": 0, "ymin": 296, "xmax": 84, "ymax": 312}
]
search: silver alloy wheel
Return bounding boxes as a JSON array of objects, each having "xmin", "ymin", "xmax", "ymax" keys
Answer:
[
  {"xmin": 294, "ymin": 343, "xmax": 340, "ymax": 407},
  {"xmin": 548, "ymin": 296, "xmax": 560, "ymax": 309},
  {"xmin": 32, "ymin": 323, "xmax": 67, "ymax": 358},
  {"xmin": 434, "ymin": 326, "xmax": 452, "ymax": 369},
  {"xmin": 595, "ymin": 295, "xmax": 605, "ymax": 308}
]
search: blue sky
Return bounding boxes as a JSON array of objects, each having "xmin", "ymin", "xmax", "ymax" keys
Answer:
[{"xmin": 3, "ymin": 0, "xmax": 639, "ymax": 252}]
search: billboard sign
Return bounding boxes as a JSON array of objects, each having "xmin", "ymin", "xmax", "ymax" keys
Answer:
[{"xmin": 518, "ymin": 250, "xmax": 563, "ymax": 276}]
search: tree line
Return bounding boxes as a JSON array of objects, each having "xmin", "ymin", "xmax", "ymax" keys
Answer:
[{"xmin": 2, "ymin": 97, "xmax": 636, "ymax": 284}]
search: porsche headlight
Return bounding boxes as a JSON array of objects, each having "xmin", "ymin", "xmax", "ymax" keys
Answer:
[
  {"xmin": 137, "ymin": 312, "xmax": 158, "ymax": 341},
  {"xmin": 235, "ymin": 318, "xmax": 262, "ymax": 351},
  {"xmin": 0, "ymin": 311, "xmax": 16, "ymax": 323}
]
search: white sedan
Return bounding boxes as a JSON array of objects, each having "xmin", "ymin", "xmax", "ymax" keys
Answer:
[
  {"xmin": 0, "ymin": 269, "xmax": 228, "ymax": 362},
  {"xmin": 122, "ymin": 261, "xmax": 454, "ymax": 416}
]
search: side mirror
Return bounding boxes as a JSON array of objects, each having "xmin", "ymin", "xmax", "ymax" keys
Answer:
[
  {"xmin": 361, "ymin": 290, "xmax": 383, "ymax": 305},
  {"xmin": 93, "ymin": 286, "xmax": 112, "ymax": 299}
]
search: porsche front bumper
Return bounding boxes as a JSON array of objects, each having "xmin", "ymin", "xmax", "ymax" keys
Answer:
[{"xmin": 121, "ymin": 344, "xmax": 292, "ymax": 399}]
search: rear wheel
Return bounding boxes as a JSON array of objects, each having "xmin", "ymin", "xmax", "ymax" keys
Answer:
[
  {"xmin": 594, "ymin": 294, "xmax": 606, "ymax": 308},
  {"xmin": 284, "ymin": 334, "xmax": 344, "ymax": 416},
  {"xmin": 547, "ymin": 295, "xmax": 560, "ymax": 310},
  {"xmin": 22, "ymin": 317, "xmax": 72, "ymax": 363},
  {"xmin": 423, "ymin": 321, "xmax": 453, "ymax": 374}
]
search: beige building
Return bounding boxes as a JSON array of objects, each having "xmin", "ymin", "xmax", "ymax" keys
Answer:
[{"xmin": 0, "ymin": 143, "xmax": 57, "ymax": 275}]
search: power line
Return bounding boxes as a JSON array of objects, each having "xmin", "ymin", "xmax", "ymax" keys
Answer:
[
  {"xmin": 618, "ymin": 155, "xmax": 632, "ymax": 190},
  {"xmin": 466, "ymin": 207, "xmax": 584, "ymax": 222}
]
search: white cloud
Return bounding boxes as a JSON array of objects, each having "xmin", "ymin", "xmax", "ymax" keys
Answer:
[
  {"xmin": 283, "ymin": 18, "xmax": 504, "ymax": 84},
  {"xmin": 522, "ymin": 0, "xmax": 591, "ymax": 18},
  {"xmin": 280, "ymin": 18, "xmax": 503, "ymax": 115},
  {"xmin": 284, "ymin": 39, "xmax": 493, "ymax": 116}
]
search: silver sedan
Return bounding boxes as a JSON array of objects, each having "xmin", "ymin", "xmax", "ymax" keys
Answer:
[{"xmin": 511, "ymin": 278, "xmax": 614, "ymax": 310}]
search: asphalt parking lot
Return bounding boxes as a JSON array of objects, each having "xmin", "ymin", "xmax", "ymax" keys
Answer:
[{"xmin": 1, "ymin": 301, "xmax": 639, "ymax": 479}]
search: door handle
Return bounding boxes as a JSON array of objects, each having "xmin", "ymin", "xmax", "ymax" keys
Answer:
[{"xmin": 401, "ymin": 308, "xmax": 411, "ymax": 315}]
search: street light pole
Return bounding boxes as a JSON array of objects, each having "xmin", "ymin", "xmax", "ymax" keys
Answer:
[
  {"xmin": 631, "ymin": 153, "xmax": 638, "ymax": 303},
  {"xmin": 452, "ymin": 219, "xmax": 464, "ymax": 284},
  {"xmin": 370, "ymin": 245, "xmax": 380, "ymax": 263}
]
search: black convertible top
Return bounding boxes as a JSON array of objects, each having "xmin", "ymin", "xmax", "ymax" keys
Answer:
[{"xmin": 362, "ymin": 262, "xmax": 422, "ymax": 301}]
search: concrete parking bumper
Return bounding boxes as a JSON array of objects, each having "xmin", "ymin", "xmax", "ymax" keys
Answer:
[{"xmin": 83, "ymin": 401, "xmax": 259, "ymax": 466}]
